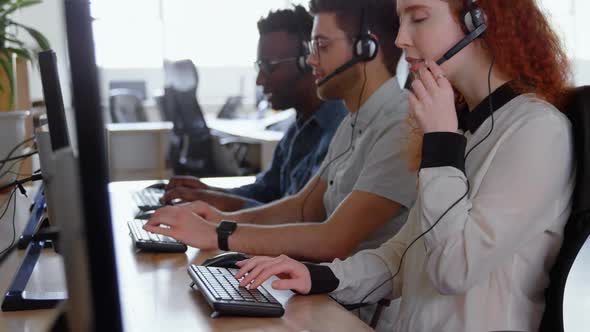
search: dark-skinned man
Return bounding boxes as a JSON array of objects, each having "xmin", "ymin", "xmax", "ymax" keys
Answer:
[{"xmin": 161, "ymin": 5, "xmax": 347, "ymax": 212}]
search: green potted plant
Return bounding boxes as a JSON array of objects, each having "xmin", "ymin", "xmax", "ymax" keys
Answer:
[{"xmin": 0, "ymin": 0, "xmax": 50, "ymax": 188}]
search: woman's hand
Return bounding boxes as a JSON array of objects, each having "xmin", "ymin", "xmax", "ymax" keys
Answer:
[
  {"xmin": 235, "ymin": 255, "xmax": 312, "ymax": 294},
  {"xmin": 409, "ymin": 60, "xmax": 458, "ymax": 134}
]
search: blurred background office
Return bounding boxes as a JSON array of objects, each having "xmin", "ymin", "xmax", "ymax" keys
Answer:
[{"xmin": 12, "ymin": 0, "xmax": 590, "ymax": 180}]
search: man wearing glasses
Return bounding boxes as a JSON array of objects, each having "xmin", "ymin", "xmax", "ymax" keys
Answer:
[
  {"xmin": 161, "ymin": 5, "xmax": 347, "ymax": 211},
  {"xmin": 147, "ymin": 0, "xmax": 415, "ymax": 264}
]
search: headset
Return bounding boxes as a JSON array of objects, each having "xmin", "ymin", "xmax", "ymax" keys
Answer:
[
  {"xmin": 296, "ymin": 39, "xmax": 312, "ymax": 74},
  {"xmin": 317, "ymin": 8, "xmax": 379, "ymax": 86},
  {"xmin": 436, "ymin": 0, "xmax": 487, "ymax": 65}
]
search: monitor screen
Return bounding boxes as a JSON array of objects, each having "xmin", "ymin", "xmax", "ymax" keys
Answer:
[{"xmin": 38, "ymin": 50, "xmax": 70, "ymax": 152}]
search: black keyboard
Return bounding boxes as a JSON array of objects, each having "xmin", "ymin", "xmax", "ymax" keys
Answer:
[
  {"xmin": 188, "ymin": 265, "xmax": 284, "ymax": 317},
  {"xmin": 132, "ymin": 188, "xmax": 165, "ymax": 211},
  {"xmin": 127, "ymin": 219, "xmax": 187, "ymax": 253}
]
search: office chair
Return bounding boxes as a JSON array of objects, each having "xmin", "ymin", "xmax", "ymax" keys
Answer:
[
  {"xmin": 540, "ymin": 86, "xmax": 590, "ymax": 332},
  {"xmin": 162, "ymin": 59, "xmax": 253, "ymax": 176},
  {"xmin": 109, "ymin": 88, "xmax": 147, "ymax": 123}
]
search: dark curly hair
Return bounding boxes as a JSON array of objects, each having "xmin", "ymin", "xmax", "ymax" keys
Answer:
[
  {"xmin": 308, "ymin": 0, "xmax": 402, "ymax": 75},
  {"xmin": 257, "ymin": 5, "xmax": 314, "ymax": 43}
]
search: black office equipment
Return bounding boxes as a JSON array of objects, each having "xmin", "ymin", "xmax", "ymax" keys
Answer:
[
  {"xmin": 109, "ymin": 89, "xmax": 147, "ymax": 123},
  {"xmin": 540, "ymin": 86, "xmax": 590, "ymax": 332},
  {"xmin": 132, "ymin": 187, "xmax": 165, "ymax": 211},
  {"xmin": 49, "ymin": 1, "xmax": 124, "ymax": 330},
  {"xmin": 39, "ymin": 50, "xmax": 70, "ymax": 151},
  {"xmin": 202, "ymin": 252, "xmax": 249, "ymax": 269},
  {"xmin": 108, "ymin": 80, "xmax": 147, "ymax": 100},
  {"xmin": 188, "ymin": 265, "xmax": 284, "ymax": 318},
  {"xmin": 127, "ymin": 219, "xmax": 187, "ymax": 253},
  {"xmin": 162, "ymin": 60, "xmax": 251, "ymax": 177},
  {"xmin": 16, "ymin": 184, "xmax": 45, "ymax": 249},
  {"xmin": 1, "ymin": 190, "xmax": 66, "ymax": 312},
  {"xmin": 217, "ymin": 96, "xmax": 243, "ymax": 119},
  {"xmin": 1, "ymin": 50, "xmax": 73, "ymax": 312}
]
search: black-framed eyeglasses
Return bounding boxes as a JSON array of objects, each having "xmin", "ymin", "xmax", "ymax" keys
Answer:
[
  {"xmin": 307, "ymin": 36, "xmax": 353, "ymax": 61},
  {"xmin": 254, "ymin": 57, "xmax": 299, "ymax": 75}
]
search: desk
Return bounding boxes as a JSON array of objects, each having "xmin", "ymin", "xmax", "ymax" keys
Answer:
[
  {"xmin": 206, "ymin": 111, "xmax": 292, "ymax": 169},
  {"xmin": 1, "ymin": 180, "xmax": 371, "ymax": 332},
  {"xmin": 106, "ymin": 115, "xmax": 288, "ymax": 181}
]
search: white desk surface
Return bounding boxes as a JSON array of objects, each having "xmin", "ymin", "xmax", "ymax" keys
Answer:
[{"xmin": 0, "ymin": 179, "xmax": 371, "ymax": 332}]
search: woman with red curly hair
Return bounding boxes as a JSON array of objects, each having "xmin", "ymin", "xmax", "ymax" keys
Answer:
[{"xmin": 233, "ymin": 0, "xmax": 575, "ymax": 330}]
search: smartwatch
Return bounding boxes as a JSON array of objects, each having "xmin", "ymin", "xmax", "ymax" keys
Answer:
[{"xmin": 216, "ymin": 221, "xmax": 237, "ymax": 251}]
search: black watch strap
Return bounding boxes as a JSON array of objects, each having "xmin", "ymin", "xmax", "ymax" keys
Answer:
[{"xmin": 217, "ymin": 221, "xmax": 237, "ymax": 251}]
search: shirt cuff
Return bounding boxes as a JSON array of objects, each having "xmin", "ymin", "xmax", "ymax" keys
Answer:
[
  {"xmin": 302, "ymin": 263, "xmax": 340, "ymax": 295},
  {"xmin": 419, "ymin": 132, "xmax": 466, "ymax": 173}
]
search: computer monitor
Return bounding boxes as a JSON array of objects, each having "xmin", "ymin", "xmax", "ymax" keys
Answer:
[
  {"xmin": 47, "ymin": 1, "xmax": 123, "ymax": 331},
  {"xmin": 38, "ymin": 50, "xmax": 70, "ymax": 152}
]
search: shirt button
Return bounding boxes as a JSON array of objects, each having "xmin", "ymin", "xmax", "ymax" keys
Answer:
[{"xmin": 329, "ymin": 180, "xmax": 334, "ymax": 186}]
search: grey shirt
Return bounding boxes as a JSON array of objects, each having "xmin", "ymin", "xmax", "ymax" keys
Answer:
[{"xmin": 318, "ymin": 77, "xmax": 417, "ymax": 252}]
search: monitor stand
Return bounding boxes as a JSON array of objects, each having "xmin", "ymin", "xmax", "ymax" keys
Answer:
[{"xmin": 1, "ymin": 191, "xmax": 66, "ymax": 311}]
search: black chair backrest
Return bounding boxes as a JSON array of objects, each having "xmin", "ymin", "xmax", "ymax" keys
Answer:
[
  {"xmin": 540, "ymin": 86, "xmax": 590, "ymax": 332},
  {"xmin": 162, "ymin": 59, "xmax": 215, "ymax": 176}
]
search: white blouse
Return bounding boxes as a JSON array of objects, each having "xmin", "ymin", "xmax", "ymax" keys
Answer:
[{"xmin": 325, "ymin": 94, "xmax": 575, "ymax": 332}]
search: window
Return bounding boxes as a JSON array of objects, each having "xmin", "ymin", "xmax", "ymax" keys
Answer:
[
  {"xmin": 91, "ymin": 0, "xmax": 164, "ymax": 68},
  {"xmin": 161, "ymin": 0, "xmax": 282, "ymax": 66},
  {"xmin": 92, "ymin": 0, "xmax": 302, "ymax": 68}
]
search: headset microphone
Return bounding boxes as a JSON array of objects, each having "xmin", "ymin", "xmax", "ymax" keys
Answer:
[
  {"xmin": 317, "ymin": 58, "xmax": 360, "ymax": 87},
  {"xmin": 436, "ymin": 24, "xmax": 486, "ymax": 66},
  {"xmin": 436, "ymin": 0, "xmax": 487, "ymax": 66}
]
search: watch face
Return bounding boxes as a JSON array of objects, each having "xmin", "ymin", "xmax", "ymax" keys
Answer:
[{"xmin": 219, "ymin": 221, "xmax": 237, "ymax": 232}]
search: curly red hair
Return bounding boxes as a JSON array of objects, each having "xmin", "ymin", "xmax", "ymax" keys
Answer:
[{"xmin": 406, "ymin": 0, "xmax": 572, "ymax": 171}]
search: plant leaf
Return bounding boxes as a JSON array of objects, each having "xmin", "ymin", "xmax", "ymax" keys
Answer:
[
  {"xmin": 1, "ymin": 0, "xmax": 42, "ymax": 18},
  {"xmin": 3, "ymin": 47, "xmax": 30, "ymax": 60},
  {"xmin": 8, "ymin": 21, "xmax": 50, "ymax": 50}
]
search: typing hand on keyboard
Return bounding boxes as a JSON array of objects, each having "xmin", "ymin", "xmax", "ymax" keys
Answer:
[
  {"xmin": 234, "ymin": 255, "xmax": 312, "ymax": 295},
  {"xmin": 188, "ymin": 265, "xmax": 285, "ymax": 317},
  {"xmin": 127, "ymin": 219, "xmax": 187, "ymax": 253},
  {"xmin": 143, "ymin": 205, "xmax": 219, "ymax": 250}
]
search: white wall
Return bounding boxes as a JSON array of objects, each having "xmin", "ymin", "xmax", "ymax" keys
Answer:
[
  {"xmin": 574, "ymin": 60, "xmax": 590, "ymax": 86},
  {"xmin": 17, "ymin": 0, "xmax": 71, "ymax": 106}
]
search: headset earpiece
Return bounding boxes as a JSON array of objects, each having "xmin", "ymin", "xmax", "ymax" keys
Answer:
[
  {"xmin": 354, "ymin": 33, "xmax": 379, "ymax": 62},
  {"xmin": 353, "ymin": 9, "xmax": 379, "ymax": 62},
  {"xmin": 463, "ymin": 0, "xmax": 486, "ymax": 33},
  {"xmin": 297, "ymin": 39, "xmax": 312, "ymax": 74}
]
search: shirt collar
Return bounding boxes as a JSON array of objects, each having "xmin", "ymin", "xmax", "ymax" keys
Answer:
[
  {"xmin": 296, "ymin": 100, "xmax": 346, "ymax": 131},
  {"xmin": 458, "ymin": 81, "xmax": 519, "ymax": 134},
  {"xmin": 355, "ymin": 77, "xmax": 402, "ymax": 128}
]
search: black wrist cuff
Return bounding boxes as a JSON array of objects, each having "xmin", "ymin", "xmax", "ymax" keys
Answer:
[
  {"xmin": 303, "ymin": 263, "xmax": 339, "ymax": 295},
  {"xmin": 420, "ymin": 132, "xmax": 467, "ymax": 172}
]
